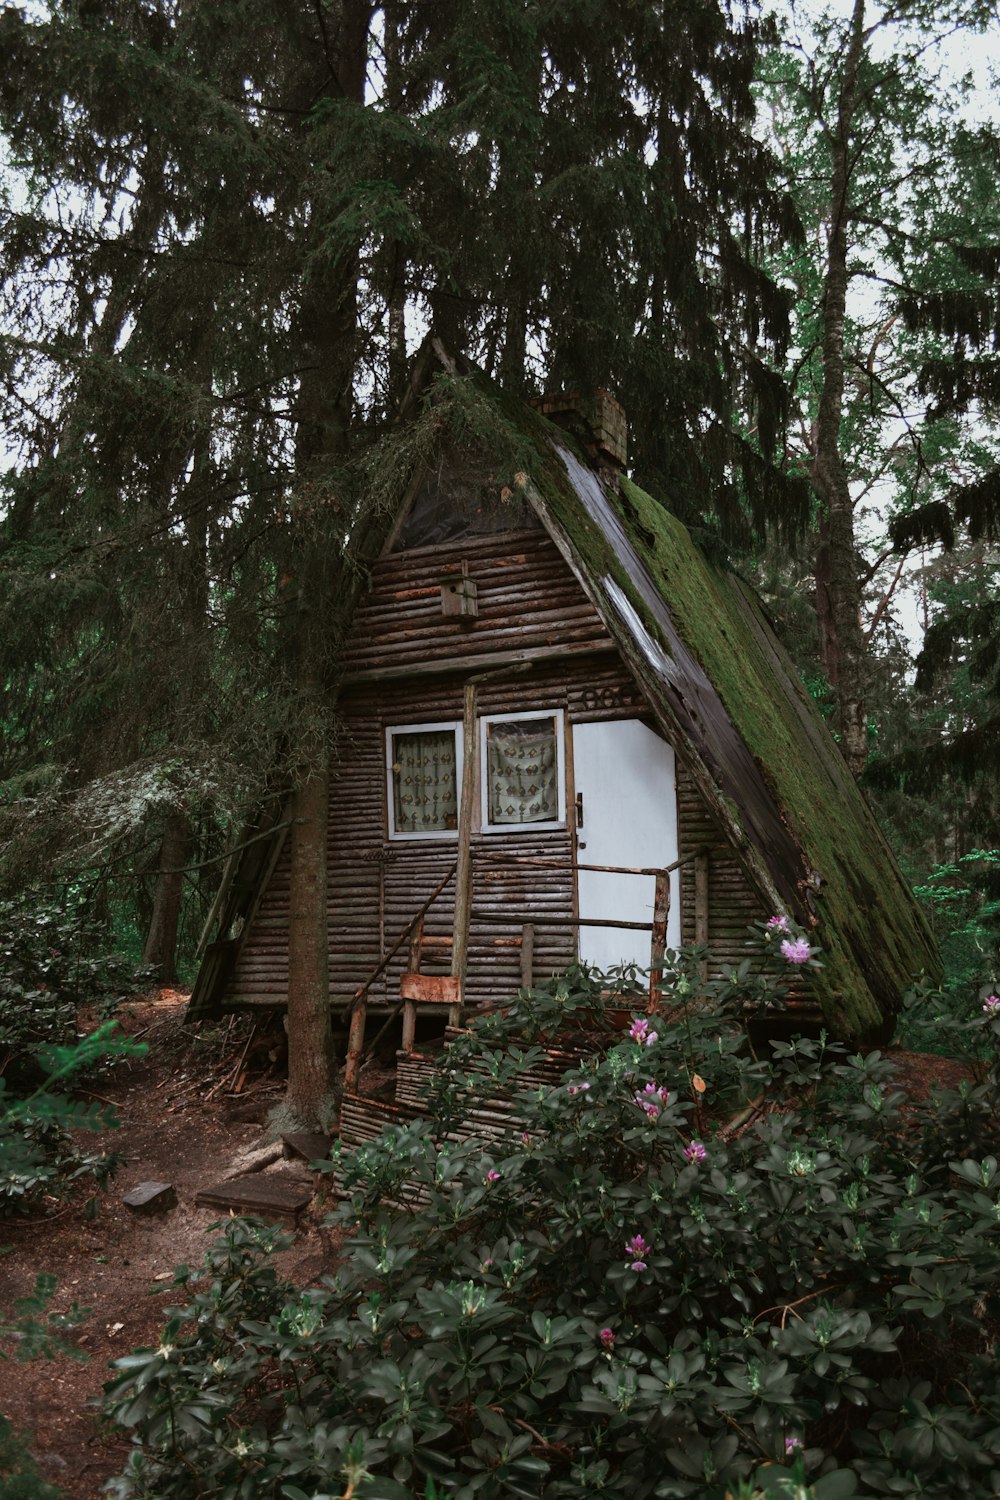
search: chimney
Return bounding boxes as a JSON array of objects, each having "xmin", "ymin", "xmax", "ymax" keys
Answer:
[{"xmin": 532, "ymin": 389, "xmax": 628, "ymax": 480}]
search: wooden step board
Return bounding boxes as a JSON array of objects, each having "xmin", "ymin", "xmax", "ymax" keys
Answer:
[
  {"xmin": 195, "ymin": 1171, "xmax": 313, "ymax": 1225},
  {"xmin": 282, "ymin": 1131, "xmax": 332, "ymax": 1166}
]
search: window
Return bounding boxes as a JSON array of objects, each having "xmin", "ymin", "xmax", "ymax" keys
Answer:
[
  {"xmin": 481, "ymin": 710, "xmax": 565, "ymax": 832},
  {"xmin": 386, "ymin": 722, "xmax": 462, "ymax": 839}
]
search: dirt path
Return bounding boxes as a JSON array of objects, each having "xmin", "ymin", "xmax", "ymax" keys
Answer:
[{"xmin": 0, "ymin": 992, "xmax": 335, "ymax": 1499}]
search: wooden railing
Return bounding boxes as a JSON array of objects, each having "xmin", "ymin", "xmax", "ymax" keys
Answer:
[{"xmin": 343, "ymin": 845, "xmax": 709, "ymax": 1090}]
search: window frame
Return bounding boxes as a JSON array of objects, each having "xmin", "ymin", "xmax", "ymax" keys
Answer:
[
  {"xmin": 479, "ymin": 708, "xmax": 566, "ymax": 835},
  {"xmin": 385, "ymin": 720, "xmax": 463, "ymax": 841}
]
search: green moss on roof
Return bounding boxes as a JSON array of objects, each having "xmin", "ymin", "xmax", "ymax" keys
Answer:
[{"xmin": 609, "ymin": 474, "xmax": 939, "ymax": 1034}]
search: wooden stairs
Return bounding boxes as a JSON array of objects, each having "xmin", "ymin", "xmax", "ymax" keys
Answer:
[{"xmin": 336, "ymin": 1025, "xmax": 590, "ymax": 1171}]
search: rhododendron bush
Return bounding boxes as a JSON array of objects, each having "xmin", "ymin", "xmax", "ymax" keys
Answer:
[{"xmin": 106, "ymin": 927, "xmax": 1000, "ymax": 1500}]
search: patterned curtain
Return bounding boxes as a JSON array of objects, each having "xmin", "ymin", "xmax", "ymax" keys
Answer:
[
  {"xmin": 392, "ymin": 730, "xmax": 458, "ymax": 833},
  {"xmin": 486, "ymin": 718, "xmax": 558, "ymax": 825}
]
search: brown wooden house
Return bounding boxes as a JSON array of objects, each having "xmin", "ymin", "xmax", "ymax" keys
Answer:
[{"xmin": 189, "ymin": 339, "xmax": 938, "ymax": 1059}]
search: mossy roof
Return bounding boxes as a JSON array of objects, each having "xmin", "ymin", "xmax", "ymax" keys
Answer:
[{"xmin": 482, "ymin": 379, "xmax": 940, "ymax": 1039}]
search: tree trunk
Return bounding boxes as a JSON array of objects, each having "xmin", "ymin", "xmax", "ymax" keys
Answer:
[
  {"xmin": 142, "ymin": 808, "xmax": 190, "ymax": 982},
  {"xmin": 812, "ymin": 0, "xmax": 868, "ymax": 776},
  {"xmin": 282, "ymin": 0, "xmax": 372, "ymax": 1126},
  {"xmin": 286, "ymin": 750, "xmax": 334, "ymax": 1124}
]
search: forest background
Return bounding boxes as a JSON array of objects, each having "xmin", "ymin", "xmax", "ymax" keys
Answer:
[{"xmin": 0, "ymin": 0, "xmax": 999, "ymax": 1121}]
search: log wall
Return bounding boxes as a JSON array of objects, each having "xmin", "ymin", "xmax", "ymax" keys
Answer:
[{"xmin": 222, "ymin": 529, "xmax": 766, "ymax": 1011}]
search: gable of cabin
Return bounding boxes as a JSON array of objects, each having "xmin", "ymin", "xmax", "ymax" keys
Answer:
[{"xmin": 217, "ymin": 456, "xmax": 774, "ymax": 1024}]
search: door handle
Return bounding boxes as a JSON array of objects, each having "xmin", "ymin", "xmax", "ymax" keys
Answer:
[{"xmin": 575, "ymin": 792, "xmax": 584, "ymax": 828}]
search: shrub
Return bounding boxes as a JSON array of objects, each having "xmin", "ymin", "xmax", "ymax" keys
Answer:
[
  {"xmin": 105, "ymin": 928, "xmax": 1000, "ymax": 1499},
  {"xmin": 0, "ymin": 890, "xmax": 145, "ymax": 1087},
  {"xmin": 0, "ymin": 891, "xmax": 147, "ymax": 1212},
  {"xmin": 0, "ymin": 1020, "xmax": 140, "ymax": 1216},
  {"xmin": 910, "ymin": 849, "xmax": 1000, "ymax": 1003}
]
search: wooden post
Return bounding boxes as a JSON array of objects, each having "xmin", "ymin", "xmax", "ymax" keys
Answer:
[
  {"xmin": 401, "ymin": 916, "xmax": 424, "ymax": 1052},
  {"xmin": 648, "ymin": 869, "xmax": 670, "ymax": 1012},
  {"xmin": 450, "ymin": 680, "xmax": 477, "ymax": 1026},
  {"xmin": 344, "ymin": 1003, "xmax": 366, "ymax": 1093},
  {"xmin": 194, "ymin": 849, "xmax": 235, "ymax": 961},
  {"xmin": 520, "ymin": 923, "xmax": 535, "ymax": 990},
  {"xmin": 694, "ymin": 851, "xmax": 709, "ymax": 982}
]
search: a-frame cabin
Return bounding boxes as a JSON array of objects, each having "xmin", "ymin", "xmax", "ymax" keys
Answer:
[{"xmin": 190, "ymin": 340, "xmax": 938, "ymax": 1061}]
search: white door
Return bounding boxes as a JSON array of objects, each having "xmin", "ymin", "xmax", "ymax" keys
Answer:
[{"xmin": 573, "ymin": 719, "xmax": 680, "ymax": 971}]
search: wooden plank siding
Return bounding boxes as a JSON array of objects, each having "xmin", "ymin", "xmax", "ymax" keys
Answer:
[
  {"xmin": 338, "ymin": 530, "xmax": 614, "ymax": 676},
  {"xmin": 221, "ymin": 529, "xmax": 765, "ymax": 1012}
]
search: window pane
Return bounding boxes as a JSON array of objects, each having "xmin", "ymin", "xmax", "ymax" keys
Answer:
[
  {"xmin": 486, "ymin": 717, "xmax": 559, "ymax": 825},
  {"xmin": 392, "ymin": 730, "xmax": 458, "ymax": 833}
]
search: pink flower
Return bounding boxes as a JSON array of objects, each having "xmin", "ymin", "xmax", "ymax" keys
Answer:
[
  {"xmin": 599, "ymin": 1327, "xmax": 615, "ymax": 1349},
  {"xmin": 634, "ymin": 1081, "xmax": 670, "ymax": 1120},
  {"xmin": 485, "ymin": 1168, "xmax": 501, "ymax": 1183},
  {"xmin": 629, "ymin": 1017, "xmax": 658, "ymax": 1046},
  {"xmin": 568, "ymin": 1082, "xmax": 591, "ymax": 1096},
  {"xmin": 785, "ymin": 1436, "xmax": 803, "ymax": 1455},
  {"xmin": 684, "ymin": 1140, "xmax": 707, "ymax": 1163},
  {"xmin": 767, "ymin": 914, "xmax": 790, "ymax": 933},
  {"xmin": 624, "ymin": 1232, "xmax": 650, "ymax": 1270},
  {"xmin": 780, "ymin": 937, "xmax": 812, "ymax": 965},
  {"xmin": 983, "ymin": 995, "xmax": 1000, "ymax": 1014}
]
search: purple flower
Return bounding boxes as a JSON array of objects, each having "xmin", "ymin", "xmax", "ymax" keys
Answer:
[
  {"xmin": 485, "ymin": 1168, "xmax": 501, "ymax": 1184},
  {"xmin": 628, "ymin": 1017, "xmax": 658, "ymax": 1046},
  {"xmin": 684, "ymin": 1139, "xmax": 707, "ymax": 1163},
  {"xmin": 628, "ymin": 1259, "xmax": 647, "ymax": 1272},
  {"xmin": 568, "ymin": 1082, "xmax": 591, "ymax": 1096},
  {"xmin": 634, "ymin": 1081, "xmax": 670, "ymax": 1120},
  {"xmin": 767, "ymin": 914, "xmax": 790, "ymax": 933},
  {"xmin": 785, "ymin": 1436, "xmax": 803, "ymax": 1455},
  {"xmin": 983, "ymin": 995, "xmax": 1000, "ymax": 1014},
  {"xmin": 599, "ymin": 1327, "xmax": 615, "ymax": 1350},
  {"xmin": 780, "ymin": 936, "xmax": 812, "ymax": 965}
]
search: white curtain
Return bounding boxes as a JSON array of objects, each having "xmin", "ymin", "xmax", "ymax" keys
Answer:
[
  {"xmin": 392, "ymin": 730, "xmax": 458, "ymax": 833},
  {"xmin": 486, "ymin": 718, "xmax": 558, "ymax": 825}
]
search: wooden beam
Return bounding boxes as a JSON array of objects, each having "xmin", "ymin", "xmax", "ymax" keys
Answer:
[
  {"xmin": 474, "ymin": 850, "xmax": 702, "ymax": 878},
  {"xmin": 648, "ymin": 871, "xmax": 670, "ymax": 1013},
  {"xmin": 339, "ymin": 641, "xmax": 616, "ymax": 687},
  {"xmin": 472, "ymin": 909, "xmax": 652, "ymax": 931}
]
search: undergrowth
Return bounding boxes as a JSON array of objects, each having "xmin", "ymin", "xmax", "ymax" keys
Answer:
[{"xmin": 104, "ymin": 923, "xmax": 1000, "ymax": 1499}]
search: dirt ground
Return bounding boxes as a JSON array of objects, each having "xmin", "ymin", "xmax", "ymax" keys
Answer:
[
  {"xmin": 0, "ymin": 992, "xmax": 976, "ymax": 1499},
  {"xmin": 0, "ymin": 992, "xmax": 339, "ymax": 1498}
]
